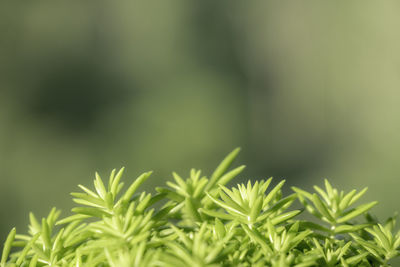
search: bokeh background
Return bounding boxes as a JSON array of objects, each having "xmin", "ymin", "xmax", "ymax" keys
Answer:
[{"xmin": 1, "ymin": 0, "xmax": 400, "ymax": 252}]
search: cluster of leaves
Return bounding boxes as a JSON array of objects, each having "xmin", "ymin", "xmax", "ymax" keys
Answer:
[{"xmin": 1, "ymin": 148, "xmax": 400, "ymax": 266}]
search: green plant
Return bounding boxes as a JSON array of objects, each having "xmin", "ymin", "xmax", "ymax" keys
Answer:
[{"xmin": 1, "ymin": 148, "xmax": 399, "ymax": 266}]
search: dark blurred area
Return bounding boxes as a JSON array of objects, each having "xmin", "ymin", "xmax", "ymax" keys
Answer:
[{"xmin": 1, "ymin": 1, "xmax": 400, "ymax": 246}]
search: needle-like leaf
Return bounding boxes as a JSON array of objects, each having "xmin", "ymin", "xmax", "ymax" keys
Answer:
[{"xmin": 1, "ymin": 149, "xmax": 397, "ymax": 267}]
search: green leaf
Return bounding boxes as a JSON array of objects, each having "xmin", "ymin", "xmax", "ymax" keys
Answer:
[
  {"xmin": 29, "ymin": 254, "xmax": 38, "ymax": 267},
  {"xmin": 336, "ymin": 201, "xmax": 378, "ymax": 223},
  {"xmin": 338, "ymin": 189, "xmax": 356, "ymax": 211},
  {"xmin": 72, "ymin": 207, "xmax": 111, "ymax": 218},
  {"xmin": 1, "ymin": 227, "xmax": 16, "ymax": 266},
  {"xmin": 348, "ymin": 187, "xmax": 368, "ymax": 206},
  {"xmin": 206, "ymin": 148, "xmax": 241, "ymax": 191},
  {"xmin": 77, "ymin": 184, "xmax": 99, "ymax": 199},
  {"xmin": 345, "ymin": 252, "xmax": 369, "ymax": 265},
  {"xmin": 136, "ymin": 193, "xmax": 152, "ymax": 214},
  {"xmin": 105, "ymin": 192, "xmax": 114, "ymax": 210},
  {"xmin": 56, "ymin": 214, "xmax": 90, "ymax": 225},
  {"xmin": 198, "ymin": 208, "xmax": 234, "ymax": 221},
  {"xmin": 156, "ymin": 187, "xmax": 185, "ymax": 202},
  {"xmin": 111, "ymin": 167, "xmax": 125, "ymax": 196},
  {"xmin": 41, "ymin": 218, "xmax": 52, "ymax": 250},
  {"xmin": 292, "ymin": 186, "xmax": 314, "ymax": 200},
  {"xmin": 29, "ymin": 212, "xmax": 41, "ymax": 235},
  {"xmin": 214, "ymin": 218, "xmax": 226, "ymax": 239},
  {"xmin": 241, "ymin": 224, "xmax": 273, "ymax": 255},
  {"xmin": 365, "ymin": 225, "xmax": 391, "ymax": 250},
  {"xmin": 313, "ymin": 185, "xmax": 330, "ymax": 206},
  {"xmin": 218, "ymin": 186, "xmax": 248, "ymax": 214},
  {"xmin": 172, "ymin": 172, "xmax": 187, "ymax": 192},
  {"xmin": 298, "ymin": 221, "xmax": 330, "ymax": 232},
  {"xmin": 324, "ymin": 179, "xmax": 334, "ymax": 199},
  {"xmin": 217, "ymin": 165, "xmax": 246, "ymax": 187},
  {"xmin": 333, "ymin": 224, "xmax": 369, "ymax": 234},
  {"xmin": 263, "ymin": 180, "xmax": 286, "ymax": 207},
  {"xmin": 270, "ymin": 210, "xmax": 301, "ymax": 225},
  {"xmin": 311, "ymin": 193, "xmax": 335, "ymax": 223},
  {"xmin": 193, "ymin": 177, "xmax": 209, "ymax": 198},
  {"xmin": 249, "ymin": 197, "xmax": 263, "ymax": 223},
  {"xmin": 206, "ymin": 192, "xmax": 246, "ymax": 217},
  {"xmin": 94, "ymin": 172, "xmax": 107, "ymax": 199},
  {"xmin": 15, "ymin": 233, "xmax": 40, "ymax": 265},
  {"xmin": 184, "ymin": 198, "xmax": 201, "ymax": 221},
  {"xmin": 122, "ymin": 171, "xmax": 153, "ymax": 202}
]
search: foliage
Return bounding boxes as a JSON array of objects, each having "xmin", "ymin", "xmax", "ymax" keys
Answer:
[{"xmin": 1, "ymin": 148, "xmax": 399, "ymax": 266}]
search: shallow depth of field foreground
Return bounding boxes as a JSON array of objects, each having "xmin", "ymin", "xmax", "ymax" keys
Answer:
[{"xmin": 1, "ymin": 149, "xmax": 399, "ymax": 266}]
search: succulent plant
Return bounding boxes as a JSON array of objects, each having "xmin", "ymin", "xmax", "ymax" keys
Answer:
[{"xmin": 1, "ymin": 148, "xmax": 399, "ymax": 266}]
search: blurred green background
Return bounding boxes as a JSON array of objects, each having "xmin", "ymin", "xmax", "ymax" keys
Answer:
[{"xmin": 1, "ymin": 1, "xmax": 400, "ymax": 246}]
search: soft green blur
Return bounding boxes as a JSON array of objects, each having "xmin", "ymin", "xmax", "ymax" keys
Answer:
[{"xmin": 1, "ymin": 0, "xmax": 400, "ymax": 247}]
